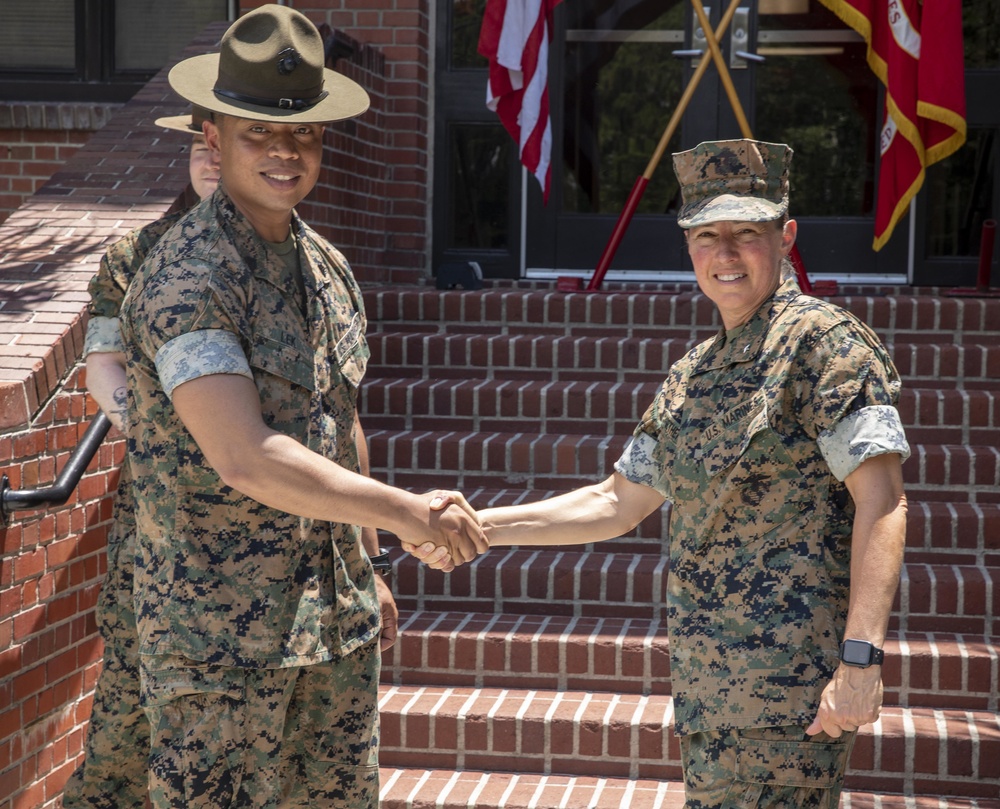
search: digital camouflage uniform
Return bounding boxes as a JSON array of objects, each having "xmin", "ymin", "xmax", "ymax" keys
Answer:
[
  {"xmin": 118, "ymin": 188, "xmax": 381, "ymax": 808},
  {"xmin": 615, "ymin": 277, "xmax": 910, "ymax": 807},
  {"xmin": 63, "ymin": 209, "xmax": 187, "ymax": 809}
]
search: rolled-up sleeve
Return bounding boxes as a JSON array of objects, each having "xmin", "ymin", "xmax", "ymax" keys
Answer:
[
  {"xmin": 817, "ymin": 405, "xmax": 910, "ymax": 481},
  {"xmin": 83, "ymin": 316, "xmax": 124, "ymax": 356},
  {"xmin": 615, "ymin": 432, "xmax": 666, "ymax": 493},
  {"xmin": 155, "ymin": 328, "xmax": 253, "ymax": 397}
]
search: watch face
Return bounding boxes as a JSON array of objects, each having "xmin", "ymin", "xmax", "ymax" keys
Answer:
[{"xmin": 841, "ymin": 640, "xmax": 872, "ymax": 665}]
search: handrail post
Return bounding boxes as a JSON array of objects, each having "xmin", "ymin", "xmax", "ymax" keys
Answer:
[{"xmin": 0, "ymin": 412, "xmax": 113, "ymax": 526}]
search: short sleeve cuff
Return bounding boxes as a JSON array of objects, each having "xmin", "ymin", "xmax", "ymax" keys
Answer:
[
  {"xmin": 614, "ymin": 432, "xmax": 666, "ymax": 494},
  {"xmin": 817, "ymin": 405, "xmax": 911, "ymax": 482},
  {"xmin": 155, "ymin": 329, "xmax": 253, "ymax": 397},
  {"xmin": 84, "ymin": 316, "xmax": 124, "ymax": 356}
]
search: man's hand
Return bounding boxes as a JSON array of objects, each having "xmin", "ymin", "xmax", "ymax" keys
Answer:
[
  {"xmin": 400, "ymin": 490, "xmax": 486, "ymax": 571},
  {"xmin": 417, "ymin": 489, "xmax": 487, "ymax": 565},
  {"xmin": 806, "ymin": 664, "xmax": 883, "ymax": 737},
  {"xmin": 373, "ymin": 575, "xmax": 398, "ymax": 651},
  {"xmin": 401, "ymin": 539, "xmax": 455, "ymax": 572}
]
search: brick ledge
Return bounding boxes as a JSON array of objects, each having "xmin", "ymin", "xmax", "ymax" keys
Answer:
[{"xmin": 0, "ymin": 101, "xmax": 121, "ymax": 132}]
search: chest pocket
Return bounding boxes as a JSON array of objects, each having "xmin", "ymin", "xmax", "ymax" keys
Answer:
[
  {"xmin": 249, "ymin": 334, "xmax": 315, "ymax": 391},
  {"xmin": 698, "ymin": 394, "xmax": 811, "ymax": 537},
  {"xmin": 333, "ymin": 311, "xmax": 368, "ymax": 390},
  {"xmin": 701, "ymin": 396, "xmax": 769, "ymax": 479}
]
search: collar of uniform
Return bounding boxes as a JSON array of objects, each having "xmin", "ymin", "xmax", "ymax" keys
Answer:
[
  {"xmin": 212, "ymin": 186, "xmax": 313, "ymax": 290},
  {"xmin": 693, "ymin": 277, "xmax": 802, "ymax": 374}
]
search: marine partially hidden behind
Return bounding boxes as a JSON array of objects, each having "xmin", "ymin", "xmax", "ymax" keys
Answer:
[
  {"xmin": 118, "ymin": 5, "xmax": 486, "ymax": 807},
  {"xmin": 63, "ymin": 105, "xmax": 219, "ymax": 809},
  {"xmin": 411, "ymin": 138, "xmax": 910, "ymax": 808}
]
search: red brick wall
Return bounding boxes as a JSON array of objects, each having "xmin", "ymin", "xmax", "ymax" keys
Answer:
[
  {"xmin": 0, "ymin": 104, "xmax": 121, "ymax": 229},
  {"xmin": 294, "ymin": 0, "xmax": 432, "ymax": 285},
  {"xmin": 0, "ymin": 368, "xmax": 115, "ymax": 809},
  {"xmin": 0, "ymin": 4, "xmax": 433, "ymax": 285},
  {"xmin": 298, "ymin": 31, "xmax": 400, "ymax": 284},
  {"xmin": 0, "ymin": 130, "xmax": 90, "ymax": 227},
  {"xmin": 0, "ymin": 14, "xmax": 410, "ymax": 806}
]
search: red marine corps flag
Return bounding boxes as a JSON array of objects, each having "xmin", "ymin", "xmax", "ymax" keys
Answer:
[
  {"xmin": 478, "ymin": 0, "xmax": 564, "ymax": 203},
  {"xmin": 818, "ymin": 0, "xmax": 966, "ymax": 250}
]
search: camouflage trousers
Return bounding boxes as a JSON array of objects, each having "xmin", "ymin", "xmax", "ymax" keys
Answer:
[
  {"xmin": 139, "ymin": 642, "xmax": 380, "ymax": 809},
  {"xmin": 62, "ymin": 524, "xmax": 149, "ymax": 809},
  {"xmin": 61, "ymin": 638, "xmax": 150, "ymax": 808},
  {"xmin": 680, "ymin": 725, "xmax": 857, "ymax": 808}
]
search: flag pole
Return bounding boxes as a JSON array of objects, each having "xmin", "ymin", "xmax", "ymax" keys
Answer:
[{"xmin": 585, "ymin": 0, "xmax": 743, "ymax": 291}]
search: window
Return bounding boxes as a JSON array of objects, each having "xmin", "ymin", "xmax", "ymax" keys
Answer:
[
  {"xmin": 434, "ymin": 0, "xmax": 522, "ymax": 278},
  {"xmin": 0, "ymin": 0, "xmax": 232, "ymax": 102}
]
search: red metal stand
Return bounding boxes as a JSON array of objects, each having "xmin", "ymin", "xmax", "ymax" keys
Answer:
[{"xmin": 946, "ymin": 219, "xmax": 999, "ymax": 298}]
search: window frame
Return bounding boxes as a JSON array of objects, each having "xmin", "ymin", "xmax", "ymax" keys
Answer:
[{"xmin": 0, "ymin": 0, "xmax": 233, "ymax": 104}]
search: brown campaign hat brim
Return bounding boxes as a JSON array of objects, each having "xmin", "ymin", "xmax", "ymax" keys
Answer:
[
  {"xmin": 153, "ymin": 114, "xmax": 200, "ymax": 134},
  {"xmin": 168, "ymin": 53, "xmax": 369, "ymax": 124}
]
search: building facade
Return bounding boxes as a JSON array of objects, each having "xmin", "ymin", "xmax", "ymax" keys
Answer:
[{"xmin": 1, "ymin": 1, "xmax": 998, "ymax": 289}]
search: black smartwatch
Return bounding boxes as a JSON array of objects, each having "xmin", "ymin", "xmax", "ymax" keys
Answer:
[
  {"xmin": 838, "ymin": 638, "xmax": 884, "ymax": 668},
  {"xmin": 369, "ymin": 550, "xmax": 391, "ymax": 576}
]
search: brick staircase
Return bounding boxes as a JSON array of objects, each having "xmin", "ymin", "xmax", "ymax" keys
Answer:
[{"xmin": 360, "ymin": 282, "xmax": 1000, "ymax": 808}]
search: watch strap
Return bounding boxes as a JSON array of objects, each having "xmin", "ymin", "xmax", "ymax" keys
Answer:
[{"xmin": 369, "ymin": 550, "xmax": 391, "ymax": 575}]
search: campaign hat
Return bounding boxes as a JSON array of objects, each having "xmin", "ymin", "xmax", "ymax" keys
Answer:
[
  {"xmin": 167, "ymin": 4, "xmax": 369, "ymax": 124},
  {"xmin": 153, "ymin": 105, "xmax": 213, "ymax": 135}
]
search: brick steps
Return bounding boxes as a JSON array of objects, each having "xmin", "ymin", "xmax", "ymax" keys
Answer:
[
  {"xmin": 378, "ymin": 768, "xmax": 688, "ymax": 808},
  {"xmin": 905, "ymin": 500, "xmax": 1000, "ymax": 564},
  {"xmin": 366, "ymin": 427, "xmax": 627, "ymax": 491},
  {"xmin": 378, "ymin": 768, "xmax": 1000, "ymax": 808},
  {"xmin": 361, "ymin": 289, "xmax": 1000, "ymax": 346},
  {"xmin": 361, "ymin": 283, "xmax": 999, "ymax": 807},
  {"xmin": 385, "ymin": 551, "xmax": 998, "ymax": 636},
  {"xmin": 902, "ymin": 444, "xmax": 1000, "ymax": 504},
  {"xmin": 376, "ymin": 684, "xmax": 999, "ymax": 798},
  {"xmin": 366, "ymin": 331, "xmax": 1000, "ymax": 388},
  {"xmin": 366, "ymin": 428, "xmax": 999, "ymax": 503},
  {"xmin": 382, "ymin": 612, "xmax": 671, "ymax": 696},
  {"xmin": 360, "ymin": 376, "xmax": 997, "ymax": 444},
  {"xmin": 380, "ymin": 610, "xmax": 999, "ymax": 712},
  {"xmin": 360, "ymin": 377, "xmax": 660, "ymax": 435}
]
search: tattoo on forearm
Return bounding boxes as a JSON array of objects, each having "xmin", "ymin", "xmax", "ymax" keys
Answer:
[{"xmin": 112, "ymin": 385, "xmax": 128, "ymax": 430}]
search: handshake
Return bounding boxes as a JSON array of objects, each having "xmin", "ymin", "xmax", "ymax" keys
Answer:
[{"xmin": 400, "ymin": 489, "xmax": 488, "ymax": 572}]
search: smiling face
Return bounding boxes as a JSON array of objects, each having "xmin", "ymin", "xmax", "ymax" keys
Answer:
[
  {"xmin": 204, "ymin": 114, "xmax": 326, "ymax": 242},
  {"xmin": 188, "ymin": 134, "xmax": 221, "ymax": 200},
  {"xmin": 686, "ymin": 218, "xmax": 797, "ymax": 330}
]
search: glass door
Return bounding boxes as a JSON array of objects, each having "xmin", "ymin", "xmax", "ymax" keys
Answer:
[
  {"xmin": 435, "ymin": 0, "xmax": 998, "ymax": 286},
  {"xmin": 527, "ymin": 0, "xmax": 909, "ymax": 281},
  {"xmin": 527, "ymin": 0, "xmax": 691, "ymax": 279}
]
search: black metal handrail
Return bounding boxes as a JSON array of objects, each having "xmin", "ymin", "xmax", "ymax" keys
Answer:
[{"xmin": 0, "ymin": 411, "xmax": 112, "ymax": 526}]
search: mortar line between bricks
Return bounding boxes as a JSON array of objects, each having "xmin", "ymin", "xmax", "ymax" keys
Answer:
[
  {"xmin": 903, "ymin": 709, "xmax": 917, "ymax": 791},
  {"xmin": 964, "ymin": 708, "xmax": 983, "ymax": 785},
  {"xmin": 456, "ymin": 689, "xmax": 481, "ymax": 771},
  {"xmin": 532, "ymin": 614, "xmax": 555, "ymax": 680},
  {"xmin": 628, "ymin": 694, "xmax": 646, "ymax": 779},
  {"xmin": 562, "ymin": 615, "xmax": 581, "ymax": 692}
]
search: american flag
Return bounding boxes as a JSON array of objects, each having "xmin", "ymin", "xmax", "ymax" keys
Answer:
[{"xmin": 478, "ymin": 0, "xmax": 564, "ymax": 203}]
